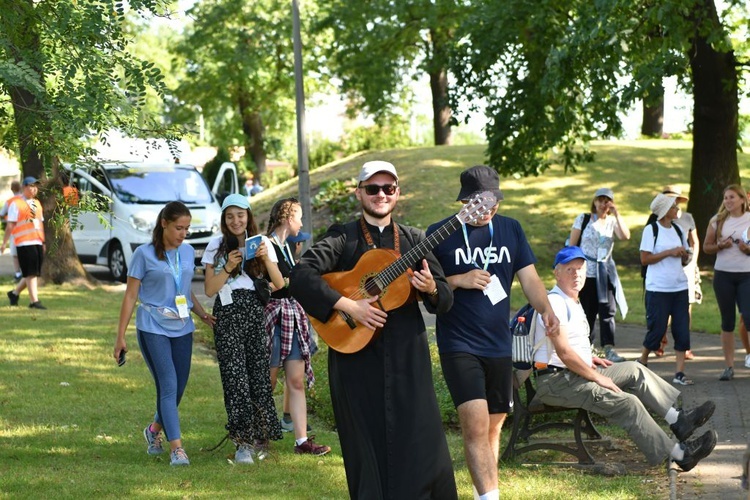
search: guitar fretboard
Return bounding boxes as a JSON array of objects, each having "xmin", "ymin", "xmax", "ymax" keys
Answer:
[{"xmin": 375, "ymin": 215, "xmax": 462, "ymax": 288}]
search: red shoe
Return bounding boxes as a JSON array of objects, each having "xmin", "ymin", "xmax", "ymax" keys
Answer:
[
  {"xmin": 655, "ymin": 337, "xmax": 668, "ymax": 357},
  {"xmin": 294, "ymin": 436, "xmax": 331, "ymax": 456}
]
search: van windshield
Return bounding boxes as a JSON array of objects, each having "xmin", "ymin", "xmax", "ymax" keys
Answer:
[{"xmin": 107, "ymin": 166, "xmax": 215, "ymax": 205}]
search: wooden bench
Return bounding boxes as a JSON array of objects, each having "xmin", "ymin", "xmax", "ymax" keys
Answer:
[{"xmin": 501, "ymin": 373, "xmax": 603, "ymax": 464}]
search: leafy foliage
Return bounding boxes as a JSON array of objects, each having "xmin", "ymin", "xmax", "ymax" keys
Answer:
[
  {"xmin": 316, "ymin": 0, "xmax": 469, "ymax": 143},
  {"xmin": 169, "ymin": 0, "xmax": 328, "ymax": 181},
  {"xmin": 0, "ymin": 0, "xmax": 179, "ymax": 165},
  {"xmin": 451, "ymin": 0, "xmax": 749, "ymax": 177},
  {"xmin": 311, "ymin": 178, "xmax": 359, "ymax": 227}
]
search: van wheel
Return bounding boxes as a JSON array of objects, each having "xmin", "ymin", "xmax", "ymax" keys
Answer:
[{"xmin": 108, "ymin": 241, "xmax": 127, "ymax": 283}]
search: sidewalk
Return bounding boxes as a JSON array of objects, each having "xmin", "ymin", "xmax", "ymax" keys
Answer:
[
  {"xmin": 2, "ymin": 251, "xmax": 747, "ymax": 498},
  {"xmin": 611, "ymin": 321, "xmax": 749, "ymax": 499}
]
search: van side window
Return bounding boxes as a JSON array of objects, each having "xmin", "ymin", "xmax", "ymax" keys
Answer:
[{"xmin": 73, "ymin": 172, "xmax": 109, "ymax": 211}]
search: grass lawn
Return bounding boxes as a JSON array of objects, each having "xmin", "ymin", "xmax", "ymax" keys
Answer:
[
  {"xmin": 0, "ymin": 280, "xmax": 659, "ymax": 499},
  {"xmin": 2, "ymin": 139, "xmax": 748, "ymax": 498}
]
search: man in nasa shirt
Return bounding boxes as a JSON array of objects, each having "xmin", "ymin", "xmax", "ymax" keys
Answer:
[{"xmin": 428, "ymin": 165, "xmax": 558, "ymax": 500}]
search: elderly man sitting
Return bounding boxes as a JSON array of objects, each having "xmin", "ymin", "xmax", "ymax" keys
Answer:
[{"xmin": 532, "ymin": 246, "xmax": 717, "ymax": 471}]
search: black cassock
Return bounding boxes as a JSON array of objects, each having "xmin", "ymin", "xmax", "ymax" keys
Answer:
[{"xmin": 290, "ymin": 220, "xmax": 457, "ymax": 500}]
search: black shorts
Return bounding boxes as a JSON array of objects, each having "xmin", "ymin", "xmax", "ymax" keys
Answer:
[
  {"xmin": 17, "ymin": 244, "xmax": 44, "ymax": 277},
  {"xmin": 439, "ymin": 352, "xmax": 513, "ymax": 414}
]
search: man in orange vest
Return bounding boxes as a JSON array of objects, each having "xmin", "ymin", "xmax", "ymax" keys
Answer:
[
  {"xmin": 2, "ymin": 176, "xmax": 46, "ymax": 309},
  {"xmin": 0, "ymin": 179, "xmax": 23, "ymax": 282}
]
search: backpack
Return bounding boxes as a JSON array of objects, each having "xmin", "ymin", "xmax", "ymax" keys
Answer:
[
  {"xmin": 565, "ymin": 213, "xmax": 591, "ymax": 247},
  {"xmin": 510, "ymin": 290, "xmax": 569, "ymax": 383},
  {"xmin": 641, "ymin": 213, "xmax": 683, "ymax": 281}
]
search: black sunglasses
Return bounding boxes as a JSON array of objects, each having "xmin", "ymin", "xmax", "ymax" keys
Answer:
[{"xmin": 360, "ymin": 183, "xmax": 398, "ymax": 196}]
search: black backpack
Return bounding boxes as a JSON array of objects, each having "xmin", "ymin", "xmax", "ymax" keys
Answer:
[
  {"xmin": 641, "ymin": 213, "xmax": 683, "ymax": 280},
  {"xmin": 565, "ymin": 213, "xmax": 591, "ymax": 247}
]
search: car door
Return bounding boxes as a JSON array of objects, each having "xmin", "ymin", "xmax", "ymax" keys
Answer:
[
  {"xmin": 69, "ymin": 167, "xmax": 113, "ymax": 263},
  {"xmin": 212, "ymin": 162, "xmax": 239, "ymax": 203}
]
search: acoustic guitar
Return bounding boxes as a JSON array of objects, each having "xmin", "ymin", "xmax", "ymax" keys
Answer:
[{"xmin": 310, "ymin": 191, "xmax": 497, "ymax": 353}]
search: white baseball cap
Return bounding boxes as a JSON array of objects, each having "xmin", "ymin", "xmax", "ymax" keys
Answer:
[{"xmin": 358, "ymin": 161, "xmax": 399, "ymax": 183}]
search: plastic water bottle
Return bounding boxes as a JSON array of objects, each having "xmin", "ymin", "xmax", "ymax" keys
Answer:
[{"xmin": 512, "ymin": 316, "xmax": 532, "ymax": 370}]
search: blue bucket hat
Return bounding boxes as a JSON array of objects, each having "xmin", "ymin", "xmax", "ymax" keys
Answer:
[
  {"xmin": 553, "ymin": 246, "xmax": 586, "ymax": 268},
  {"xmin": 221, "ymin": 194, "xmax": 251, "ymax": 211}
]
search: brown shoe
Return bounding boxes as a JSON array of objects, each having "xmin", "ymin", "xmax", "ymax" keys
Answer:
[{"xmin": 294, "ymin": 436, "xmax": 331, "ymax": 456}]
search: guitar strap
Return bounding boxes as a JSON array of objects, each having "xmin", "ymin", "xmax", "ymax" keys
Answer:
[
  {"xmin": 337, "ymin": 219, "xmax": 414, "ymax": 272},
  {"xmin": 359, "ymin": 217, "xmax": 400, "ymax": 254}
]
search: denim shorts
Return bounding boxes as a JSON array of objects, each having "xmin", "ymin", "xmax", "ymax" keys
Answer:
[{"xmin": 270, "ymin": 324, "xmax": 303, "ymax": 368}]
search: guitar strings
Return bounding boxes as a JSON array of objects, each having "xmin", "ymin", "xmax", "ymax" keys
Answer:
[{"xmin": 339, "ymin": 195, "xmax": 490, "ymax": 302}]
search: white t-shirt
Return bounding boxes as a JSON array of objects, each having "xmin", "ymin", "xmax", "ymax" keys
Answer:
[
  {"xmin": 533, "ymin": 286, "xmax": 592, "ymax": 368},
  {"xmin": 713, "ymin": 212, "xmax": 750, "ymax": 273},
  {"xmin": 201, "ymin": 234, "xmax": 277, "ymax": 291},
  {"xmin": 639, "ymin": 222, "xmax": 688, "ymax": 292}
]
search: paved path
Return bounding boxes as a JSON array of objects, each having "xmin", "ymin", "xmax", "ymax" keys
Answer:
[{"xmin": 2, "ymin": 252, "xmax": 748, "ymax": 498}]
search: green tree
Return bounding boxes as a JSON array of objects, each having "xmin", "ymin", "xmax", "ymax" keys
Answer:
[
  {"xmin": 0, "ymin": 0, "xmax": 176, "ymax": 282},
  {"xmin": 171, "ymin": 0, "xmax": 324, "ymax": 185},
  {"xmin": 452, "ymin": 0, "xmax": 748, "ymax": 263},
  {"xmin": 318, "ymin": 0, "xmax": 468, "ymax": 146}
]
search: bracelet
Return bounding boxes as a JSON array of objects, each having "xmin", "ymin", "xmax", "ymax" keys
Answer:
[
  {"xmin": 223, "ymin": 266, "xmax": 231, "ymax": 274},
  {"xmin": 428, "ymin": 287, "xmax": 439, "ymax": 297}
]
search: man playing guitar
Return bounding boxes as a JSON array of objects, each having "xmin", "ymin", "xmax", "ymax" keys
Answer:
[{"xmin": 290, "ymin": 161, "xmax": 458, "ymax": 499}]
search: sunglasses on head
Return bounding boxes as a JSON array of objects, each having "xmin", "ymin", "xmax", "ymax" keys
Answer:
[{"xmin": 360, "ymin": 183, "xmax": 398, "ymax": 196}]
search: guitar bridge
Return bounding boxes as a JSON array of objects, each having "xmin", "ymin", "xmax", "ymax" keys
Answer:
[{"xmin": 339, "ymin": 311, "xmax": 357, "ymax": 330}]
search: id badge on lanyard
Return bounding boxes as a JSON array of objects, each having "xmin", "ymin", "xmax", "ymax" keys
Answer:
[
  {"xmin": 166, "ymin": 249, "xmax": 190, "ymax": 318},
  {"xmin": 462, "ymin": 221, "xmax": 506, "ymax": 305}
]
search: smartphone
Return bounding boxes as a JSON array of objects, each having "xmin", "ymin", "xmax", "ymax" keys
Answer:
[{"xmin": 118, "ymin": 350, "xmax": 127, "ymax": 367}]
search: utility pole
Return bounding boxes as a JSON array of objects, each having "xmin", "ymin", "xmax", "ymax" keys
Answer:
[{"xmin": 292, "ymin": 0, "xmax": 311, "ymax": 249}]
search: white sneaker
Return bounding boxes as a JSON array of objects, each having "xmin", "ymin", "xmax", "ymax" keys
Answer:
[
  {"xmin": 744, "ymin": 354, "xmax": 750, "ymax": 368},
  {"xmin": 234, "ymin": 444, "xmax": 255, "ymax": 464}
]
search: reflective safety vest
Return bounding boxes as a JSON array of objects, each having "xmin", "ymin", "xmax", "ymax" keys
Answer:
[
  {"xmin": 1, "ymin": 194, "xmax": 21, "ymax": 222},
  {"xmin": 10, "ymin": 197, "xmax": 44, "ymax": 245}
]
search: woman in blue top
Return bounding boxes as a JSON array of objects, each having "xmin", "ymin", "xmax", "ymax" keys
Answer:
[
  {"xmin": 202, "ymin": 194, "xmax": 285, "ymax": 464},
  {"xmin": 114, "ymin": 201, "xmax": 214, "ymax": 466}
]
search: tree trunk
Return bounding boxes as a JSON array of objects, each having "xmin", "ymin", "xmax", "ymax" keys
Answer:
[
  {"xmin": 238, "ymin": 94, "xmax": 267, "ymax": 186},
  {"xmin": 6, "ymin": 1, "xmax": 91, "ymax": 284},
  {"xmin": 38, "ymin": 175, "xmax": 95, "ymax": 285},
  {"xmin": 429, "ymin": 67, "xmax": 452, "ymax": 146},
  {"xmin": 641, "ymin": 93, "xmax": 664, "ymax": 137},
  {"xmin": 688, "ymin": 0, "xmax": 740, "ymax": 268}
]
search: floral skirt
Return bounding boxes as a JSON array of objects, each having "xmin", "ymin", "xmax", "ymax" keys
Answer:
[{"xmin": 213, "ymin": 288, "xmax": 282, "ymax": 444}]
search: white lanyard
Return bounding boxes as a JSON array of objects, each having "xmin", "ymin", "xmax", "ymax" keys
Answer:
[
  {"xmin": 272, "ymin": 233, "xmax": 295, "ymax": 268},
  {"xmin": 461, "ymin": 220, "xmax": 494, "ymax": 271}
]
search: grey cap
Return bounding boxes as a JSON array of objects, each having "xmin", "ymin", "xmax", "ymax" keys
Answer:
[
  {"xmin": 358, "ymin": 161, "xmax": 399, "ymax": 183},
  {"xmin": 594, "ymin": 187, "xmax": 614, "ymax": 201}
]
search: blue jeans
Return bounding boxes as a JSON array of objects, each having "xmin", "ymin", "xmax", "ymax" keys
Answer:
[{"xmin": 137, "ymin": 329, "xmax": 193, "ymax": 442}]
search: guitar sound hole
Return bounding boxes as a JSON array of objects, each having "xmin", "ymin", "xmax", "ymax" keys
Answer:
[{"xmin": 363, "ymin": 276, "xmax": 382, "ymax": 297}]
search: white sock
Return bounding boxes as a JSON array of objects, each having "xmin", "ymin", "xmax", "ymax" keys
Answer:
[
  {"xmin": 665, "ymin": 407, "xmax": 680, "ymax": 425},
  {"xmin": 295, "ymin": 437, "xmax": 308, "ymax": 446},
  {"xmin": 671, "ymin": 442, "xmax": 685, "ymax": 460},
  {"xmin": 472, "ymin": 485, "xmax": 480, "ymax": 500},
  {"xmin": 478, "ymin": 490, "xmax": 499, "ymax": 500}
]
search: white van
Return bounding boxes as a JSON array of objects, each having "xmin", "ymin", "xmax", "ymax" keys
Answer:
[{"xmin": 65, "ymin": 161, "xmax": 239, "ymax": 281}]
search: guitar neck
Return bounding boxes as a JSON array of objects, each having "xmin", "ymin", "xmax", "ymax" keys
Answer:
[{"xmin": 377, "ymin": 216, "xmax": 462, "ymax": 288}]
